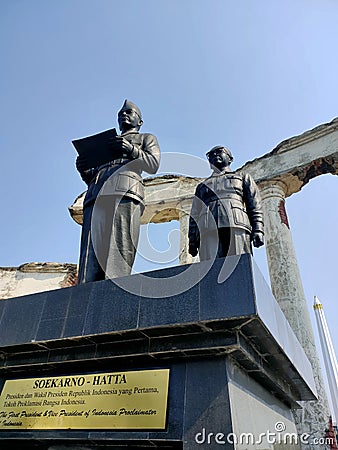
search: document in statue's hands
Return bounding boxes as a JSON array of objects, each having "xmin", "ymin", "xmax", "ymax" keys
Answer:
[{"xmin": 72, "ymin": 128, "xmax": 118, "ymax": 170}]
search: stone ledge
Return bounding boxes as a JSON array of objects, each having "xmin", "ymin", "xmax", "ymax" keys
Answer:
[
  {"xmin": 0, "ymin": 255, "xmax": 316, "ymax": 405},
  {"xmin": 0, "ymin": 263, "xmax": 77, "ymax": 274}
]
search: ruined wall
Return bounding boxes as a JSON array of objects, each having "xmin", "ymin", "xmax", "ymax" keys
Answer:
[{"xmin": 0, "ymin": 263, "xmax": 77, "ymax": 300}]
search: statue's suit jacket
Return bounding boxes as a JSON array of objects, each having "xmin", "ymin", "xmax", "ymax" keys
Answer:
[
  {"xmin": 188, "ymin": 170, "xmax": 264, "ymax": 249},
  {"xmin": 82, "ymin": 131, "xmax": 160, "ymax": 207}
]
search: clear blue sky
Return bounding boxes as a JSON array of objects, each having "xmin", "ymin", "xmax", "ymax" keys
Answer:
[{"xmin": 1, "ymin": 0, "xmax": 337, "ymax": 407}]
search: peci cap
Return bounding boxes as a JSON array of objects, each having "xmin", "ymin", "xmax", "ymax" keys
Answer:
[
  {"xmin": 119, "ymin": 99, "xmax": 142, "ymax": 119},
  {"xmin": 206, "ymin": 146, "xmax": 233, "ymax": 161}
]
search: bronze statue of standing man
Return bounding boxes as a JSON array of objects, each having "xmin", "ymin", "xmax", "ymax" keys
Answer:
[
  {"xmin": 188, "ymin": 146, "xmax": 264, "ymax": 260},
  {"xmin": 75, "ymin": 100, "xmax": 160, "ymax": 283}
]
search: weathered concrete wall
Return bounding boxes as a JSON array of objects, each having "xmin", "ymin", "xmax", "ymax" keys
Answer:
[
  {"xmin": 241, "ymin": 117, "xmax": 338, "ymax": 196},
  {"xmin": 0, "ymin": 263, "xmax": 77, "ymax": 300}
]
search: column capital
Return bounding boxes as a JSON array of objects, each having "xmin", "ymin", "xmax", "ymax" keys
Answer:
[{"xmin": 259, "ymin": 180, "xmax": 288, "ymax": 201}]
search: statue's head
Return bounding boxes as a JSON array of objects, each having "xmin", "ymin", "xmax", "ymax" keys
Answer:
[
  {"xmin": 118, "ymin": 99, "xmax": 143, "ymax": 133},
  {"xmin": 206, "ymin": 146, "xmax": 233, "ymax": 170}
]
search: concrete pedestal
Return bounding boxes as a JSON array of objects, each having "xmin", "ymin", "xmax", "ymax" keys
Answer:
[{"xmin": 0, "ymin": 255, "xmax": 317, "ymax": 449}]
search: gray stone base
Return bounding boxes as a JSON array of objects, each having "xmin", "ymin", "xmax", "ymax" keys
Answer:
[{"xmin": 0, "ymin": 255, "xmax": 317, "ymax": 449}]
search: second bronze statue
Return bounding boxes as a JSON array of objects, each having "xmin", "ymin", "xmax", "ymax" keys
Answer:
[{"xmin": 188, "ymin": 146, "xmax": 264, "ymax": 261}]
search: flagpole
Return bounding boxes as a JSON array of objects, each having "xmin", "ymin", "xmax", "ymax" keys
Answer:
[{"xmin": 313, "ymin": 295, "xmax": 338, "ymax": 425}]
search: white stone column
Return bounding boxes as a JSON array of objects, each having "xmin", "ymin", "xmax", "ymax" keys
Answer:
[
  {"xmin": 259, "ymin": 181, "xmax": 329, "ymax": 445},
  {"xmin": 178, "ymin": 199, "xmax": 199, "ymax": 265}
]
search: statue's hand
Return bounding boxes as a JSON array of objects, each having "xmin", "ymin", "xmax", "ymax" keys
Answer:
[
  {"xmin": 252, "ymin": 231, "xmax": 264, "ymax": 248},
  {"xmin": 110, "ymin": 136, "xmax": 134, "ymax": 156},
  {"xmin": 189, "ymin": 242, "xmax": 199, "ymax": 257},
  {"xmin": 120, "ymin": 137, "xmax": 134, "ymax": 154}
]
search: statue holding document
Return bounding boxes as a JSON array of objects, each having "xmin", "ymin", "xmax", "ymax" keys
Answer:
[
  {"xmin": 73, "ymin": 100, "xmax": 161, "ymax": 283},
  {"xmin": 188, "ymin": 146, "xmax": 264, "ymax": 261}
]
